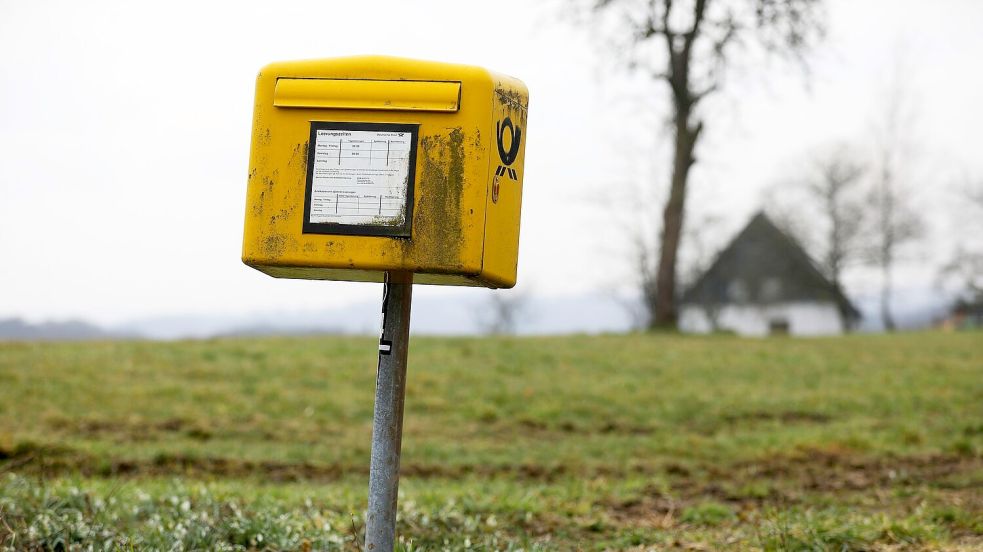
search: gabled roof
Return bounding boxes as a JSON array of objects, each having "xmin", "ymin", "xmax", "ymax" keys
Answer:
[
  {"xmin": 953, "ymin": 297, "xmax": 983, "ymax": 316},
  {"xmin": 682, "ymin": 212, "xmax": 860, "ymax": 320}
]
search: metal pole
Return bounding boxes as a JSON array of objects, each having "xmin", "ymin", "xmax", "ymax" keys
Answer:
[{"xmin": 365, "ymin": 271, "xmax": 413, "ymax": 551}]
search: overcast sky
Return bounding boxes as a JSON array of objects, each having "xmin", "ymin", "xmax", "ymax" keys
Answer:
[{"xmin": 1, "ymin": 0, "xmax": 981, "ymax": 326}]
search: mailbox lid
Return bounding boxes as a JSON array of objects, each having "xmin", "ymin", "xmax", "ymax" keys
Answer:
[{"xmin": 261, "ymin": 55, "xmax": 494, "ymax": 91}]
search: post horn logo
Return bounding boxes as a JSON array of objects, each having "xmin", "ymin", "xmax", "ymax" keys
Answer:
[{"xmin": 495, "ymin": 117, "xmax": 521, "ymax": 181}]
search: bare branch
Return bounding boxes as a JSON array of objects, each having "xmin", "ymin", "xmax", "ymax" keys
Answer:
[
  {"xmin": 662, "ymin": 0, "xmax": 678, "ymax": 75},
  {"xmin": 691, "ymin": 82, "xmax": 719, "ymax": 104},
  {"xmin": 683, "ymin": 0, "xmax": 710, "ymax": 54}
]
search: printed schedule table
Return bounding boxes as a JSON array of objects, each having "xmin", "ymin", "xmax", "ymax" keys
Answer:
[{"xmin": 307, "ymin": 127, "xmax": 414, "ymax": 228}]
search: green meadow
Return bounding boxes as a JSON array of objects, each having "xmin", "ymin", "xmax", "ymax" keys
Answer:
[{"xmin": 0, "ymin": 332, "xmax": 981, "ymax": 550}]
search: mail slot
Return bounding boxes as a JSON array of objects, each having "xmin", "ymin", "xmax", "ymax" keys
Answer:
[
  {"xmin": 273, "ymin": 79, "xmax": 461, "ymax": 112},
  {"xmin": 242, "ymin": 56, "xmax": 529, "ymax": 288}
]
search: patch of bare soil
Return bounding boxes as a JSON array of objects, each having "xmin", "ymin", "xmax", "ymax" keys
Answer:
[
  {"xmin": 687, "ymin": 410, "xmax": 834, "ymax": 436},
  {"xmin": 724, "ymin": 448, "xmax": 979, "ymax": 493},
  {"xmin": 45, "ymin": 417, "xmax": 215, "ymax": 442},
  {"xmin": 514, "ymin": 418, "xmax": 654, "ymax": 436},
  {"xmin": 0, "ymin": 442, "xmax": 580, "ymax": 482},
  {"xmin": 2, "ymin": 441, "xmax": 979, "ymax": 497},
  {"xmin": 604, "ymin": 448, "xmax": 983, "ymax": 526},
  {"xmin": 722, "ymin": 410, "xmax": 833, "ymax": 425}
]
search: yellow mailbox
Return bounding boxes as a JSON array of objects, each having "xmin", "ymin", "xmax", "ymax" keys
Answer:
[{"xmin": 242, "ymin": 56, "xmax": 528, "ymax": 288}]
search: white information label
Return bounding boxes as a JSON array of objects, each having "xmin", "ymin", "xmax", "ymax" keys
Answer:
[{"xmin": 308, "ymin": 128, "xmax": 413, "ymax": 227}]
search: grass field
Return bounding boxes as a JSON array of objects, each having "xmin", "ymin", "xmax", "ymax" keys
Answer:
[{"xmin": 0, "ymin": 331, "xmax": 981, "ymax": 550}]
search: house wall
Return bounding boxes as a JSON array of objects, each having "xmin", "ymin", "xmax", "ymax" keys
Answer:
[{"xmin": 679, "ymin": 301, "xmax": 846, "ymax": 337}]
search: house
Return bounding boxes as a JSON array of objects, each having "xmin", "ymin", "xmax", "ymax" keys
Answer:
[
  {"xmin": 679, "ymin": 212, "xmax": 860, "ymax": 337},
  {"xmin": 942, "ymin": 297, "xmax": 983, "ymax": 330}
]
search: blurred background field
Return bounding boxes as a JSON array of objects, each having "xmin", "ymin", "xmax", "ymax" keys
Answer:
[{"xmin": 1, "ymin": 332, "xmax": 980, "ymax": 550}]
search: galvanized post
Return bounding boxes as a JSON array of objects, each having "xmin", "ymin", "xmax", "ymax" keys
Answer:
[{"xmin": 365, "ymin": 271, "xmax": 413, "ymax": 551}]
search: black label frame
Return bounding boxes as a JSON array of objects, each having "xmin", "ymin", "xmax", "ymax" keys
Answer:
[{"xmin": 302, "ymin": 121, "xmax": 419, "ymax": 238}]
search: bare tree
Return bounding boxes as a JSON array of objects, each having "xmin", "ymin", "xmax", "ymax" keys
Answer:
[
  {"xmin": 808, "ymin": 148, "xmax": 866, "ymax": 289},
  {"xmin": 477, "ymin": 290, "xmax": 532, "ymax": 335},
  {"xmin": 765, "ymin": 144, "xmax": 866, "ymax": 290},
  {"xmin": 938, "ymin": 179, "xmax": 983, "ymax": 303},
  {"xmin": 572, "ymin": 0, "xmax": 825, "ymax": 329},
  {"xmin": 939, "ymin": 248, "xmax": 983, "ymax": 303},
  {"xmin": 865, "ymin": 67, "xmax": 925, "ymax": 332}
]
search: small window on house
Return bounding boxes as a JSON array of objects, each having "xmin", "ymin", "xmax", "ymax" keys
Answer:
[
  {"xmin": 769, "ymin": 319, "xmax": 790, "ymax": 335},
  {"xmin": 728, "ymin": 279, "xmax": 749, "ymax": 303},
  {"xmin": 760, "ymin": 277, "xmax": 783, "ymax": 302}
]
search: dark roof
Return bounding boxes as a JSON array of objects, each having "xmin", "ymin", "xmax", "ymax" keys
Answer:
[
  {"xmin": 953, "ymin": 298, "xmax": 983, "ymax": 316},
  {"xmin": 682, "ymin": 212, "xmax": 860, "ymax": 320}
]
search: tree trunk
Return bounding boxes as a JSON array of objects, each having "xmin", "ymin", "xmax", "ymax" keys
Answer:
[
  {"xmin": 881, "ymin": 258, "xmax": 896, "ymax": 332},
  {"xmin": 828, "ymin": 199, "xmax": 842, "ymax": 290},
  {"xmin": 651, "ymin": 107, "xmax": 700, "ymax": 329}
]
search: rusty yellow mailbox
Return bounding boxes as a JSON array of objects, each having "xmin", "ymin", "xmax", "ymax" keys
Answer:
[
  {"xmin": 242, "ymin": 55, "xmax": 528, "ymax": 288},
  {"xmin": 241, "ymin": 56, "xmax": 528, "ymax": 551}
]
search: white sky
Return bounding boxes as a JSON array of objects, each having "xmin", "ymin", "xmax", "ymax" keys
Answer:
[{"xmin": 1, "ymin": 0, "xmax": 981, "ymax": 325}]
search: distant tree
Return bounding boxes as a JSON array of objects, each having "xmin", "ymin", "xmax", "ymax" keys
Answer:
[
  {"xmin": 865, "ymin": 67, "xmax": 925, "ymax": 332},
  {"xmin": 570, "ymin": 0, "xmax": 826, "ymax": 329},
  {"xmin": 477, "ymin": 290, "xmax": 532, "ymax": 335},
  {"xmin": 939, "ymin": 248, "xmax": 983, "ymax": 303},
  {"xmin": 808, "ymin": 148, "xmax": 866, "ymax": 289},
  {"xmin": 765, "ymin": 144, "xmax": 866, "ymax": 290},
  {"xmin": 938, "ymin": 179, "xmax": 983, "ymax": 303}
]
